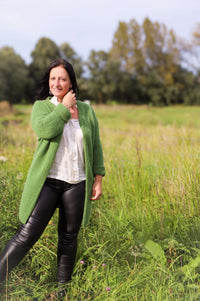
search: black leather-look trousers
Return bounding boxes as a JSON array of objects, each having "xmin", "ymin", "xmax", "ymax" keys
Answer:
[{"xmin": 0, "ymin": 178, "xmax": 85, "ymax": 284}]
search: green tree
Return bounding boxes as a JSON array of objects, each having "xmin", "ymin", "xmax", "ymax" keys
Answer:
[
  {"xmin": 0, "ymin": 47, "xmax": 30, "ymax": 103},
  {"xmin": 110, "ymin": 18, "xmax": 182, "ymax": 105},
  {"xmin": 173, "ymin": 66, "xmax": 200, "ymax": 105},
  {"xmin": 110, "ymin": 19, "xmax": 145, "ymax": 75},
  {"xmin": 110, "ymin": 21, "xmax": 130, "ymax": 71},
  {"xmin": 86, "ymin": 49, "xmax": 142, "ymax": 103},
  {"xmin": 60, "ymin": 42, "xmax": 84, "ymax": 78},
  {"xmin": 86, "ymin": 50, "xmax": 125, "ymax": 103},
  {"xmin": 181, "ymin": 23, "xmax": 200, "ymax": 83},
  {"xmin": 30, "ymin": 37, "xmax": 61, "ymax": 82},
  {"xmin": 142, "ymin": 18, "xmax": 180, "ymax": 85}
]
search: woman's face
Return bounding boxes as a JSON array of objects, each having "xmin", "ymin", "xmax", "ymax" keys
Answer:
[{"xmin": 49, "ymin": 66, "xmax": 72, "ymax": 102}]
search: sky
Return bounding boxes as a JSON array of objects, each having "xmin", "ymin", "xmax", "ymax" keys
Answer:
[{"xmin": 0, "ymin": 0, "xmax": 200, "ymax": 64}]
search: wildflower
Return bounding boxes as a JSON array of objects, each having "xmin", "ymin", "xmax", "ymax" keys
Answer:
[
  {"xmin": 102, "ymin": 263, "xmax": 106, "ymax": 267},
  {"xmin": 93, "ymin": 265, "xmax": 97, "ymax": 269},
  {"xmin": 106, "ymin": 287, "xmax": 111, "ymax": 291},
  {"xmin": 80, "ymin": 260, "xmax": 85, "ymax": 265}
]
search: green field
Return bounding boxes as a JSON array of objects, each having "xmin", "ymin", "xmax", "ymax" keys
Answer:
[{"xmin": 1, "ymin": 104, "xmax": 200, "ymax": 300}]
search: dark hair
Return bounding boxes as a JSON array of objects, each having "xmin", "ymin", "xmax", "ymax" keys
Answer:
[{"xmin": 35, "ymin": 59, "xmax": 79, "ymax": 100}]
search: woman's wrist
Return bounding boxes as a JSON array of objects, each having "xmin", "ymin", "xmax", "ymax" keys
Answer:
[
  {"xmin": 94, "ymin": 175, "xmax": 103, "ymax": 182},
  {"xmin": 62, "ymin": 102, "xmax": 70, "ymax": 111}
]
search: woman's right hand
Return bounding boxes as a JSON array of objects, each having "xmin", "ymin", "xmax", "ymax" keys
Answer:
[{"xmin": 62, "ymin": 90, "xmax": 77, "ymax": 109}]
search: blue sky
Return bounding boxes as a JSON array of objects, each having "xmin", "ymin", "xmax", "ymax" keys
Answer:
[{"xmin": 0, "ymin": 0, "xmax": 200, "ymax": 63}]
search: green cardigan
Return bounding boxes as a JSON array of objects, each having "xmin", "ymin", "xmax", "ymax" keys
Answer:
[{"xmin": 19, "ymin": 98, "xmax": 105, "ymax": 226}]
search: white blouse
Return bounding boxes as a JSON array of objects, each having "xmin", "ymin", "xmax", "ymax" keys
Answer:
[{"xmin": 47, "ymin": 97, "xmax": 86, "ymax": 184}]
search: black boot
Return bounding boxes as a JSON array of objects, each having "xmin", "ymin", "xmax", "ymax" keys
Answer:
[
  {"xmin": 57, "ymin": 282, "xmax": 69, "ymax": 298},
  {"xmin": 57, "ymin": 232, "xmax": 78, "ymax": 284}
]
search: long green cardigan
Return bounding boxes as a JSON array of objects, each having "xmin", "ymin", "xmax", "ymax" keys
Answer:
[{"xmin": 19, "ymin": 98, "xmax": 105, "ymax": 226}]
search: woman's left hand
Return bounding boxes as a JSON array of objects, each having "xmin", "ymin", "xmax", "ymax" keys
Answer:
[{"xmin": 90, "ymin": 175, "xmax": 103, "ymax": 200}]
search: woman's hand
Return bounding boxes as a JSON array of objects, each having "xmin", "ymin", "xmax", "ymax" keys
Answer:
[
  {"xmin": 62, "ymin": 90, "xmax": 77, "ymax": 109},
  {"xmin": 90, "ymin": 175, "xmax": 103, "ymax": 200}
]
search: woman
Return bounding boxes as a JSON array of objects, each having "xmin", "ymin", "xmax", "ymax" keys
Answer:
[{"xmin": 0, "ymin": 59, "xmax": 105, "ymax": 297}]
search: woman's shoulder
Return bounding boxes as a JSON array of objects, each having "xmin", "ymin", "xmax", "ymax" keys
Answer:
[
  {"xmin": 34, "ymin": 97, "xmax": 52, "ymax": 105},
  {"xmin": 32, "ymin": 98, "xmax": 55, "ymax": 116},
  {"xmin": 33, "ymin": 98, "xmax": 54, "ymax": 108}
]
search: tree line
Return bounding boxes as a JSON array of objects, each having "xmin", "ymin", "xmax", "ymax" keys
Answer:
[{"xmin": 1, "ymin": 17, "xmax": 200, "ymax": 106}]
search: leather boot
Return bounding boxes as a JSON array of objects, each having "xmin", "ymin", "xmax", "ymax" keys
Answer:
[{"xmin": 57, "ymin": 232, "xmax": 78, "ymax": 284}]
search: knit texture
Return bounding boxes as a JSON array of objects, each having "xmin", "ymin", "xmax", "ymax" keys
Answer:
[{"xmin": 19, "ymin": 98, "xmax": 105, "ymax": 226}]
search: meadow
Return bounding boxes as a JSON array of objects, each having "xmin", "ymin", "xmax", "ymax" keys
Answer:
[{"xmin": 1, "ymin": 104, "xmax": 200, "ymax": 300}]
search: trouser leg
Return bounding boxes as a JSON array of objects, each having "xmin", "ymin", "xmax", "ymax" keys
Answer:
[
  {"xmin": 0, "ymin": 182, "xmax": 59, "ymax": 283},
  {"xmin": 57, "ymin": 181, "xmax": 85, "ymax": 283}
]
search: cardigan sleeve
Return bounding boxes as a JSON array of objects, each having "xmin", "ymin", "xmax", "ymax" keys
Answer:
[
  {"xmin": 31, "ymin": 100, "xmax": 71, "ymax": 139},
  {"xmin": 91, "ymin": 108, "xmax": 105, "ymax": 177}
]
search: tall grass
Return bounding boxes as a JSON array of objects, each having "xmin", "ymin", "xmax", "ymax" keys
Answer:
[{"xmin": 1, "ymin": 104, "xmax": 200, "ymax": 300}]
